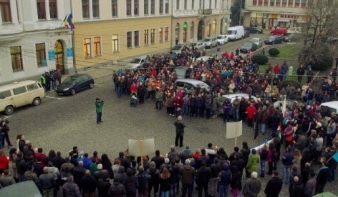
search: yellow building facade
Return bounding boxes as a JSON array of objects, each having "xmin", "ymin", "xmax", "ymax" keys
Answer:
[{"xmin": 72, "ymin": 0, "xmax": 172, "ymax": 69}]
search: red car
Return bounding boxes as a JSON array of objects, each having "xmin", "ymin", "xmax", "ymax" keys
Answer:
[{"xmin": 270, "ymin": 28, "xmax": 287, "ymax": 35}]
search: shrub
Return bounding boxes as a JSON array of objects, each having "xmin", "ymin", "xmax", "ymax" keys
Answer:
[
  {"xmin": 268, "ymin": 48, "xmax": 280, "ymax": 56},
  {"xmin": 251, "ymin": 54, "xmax": 269, "ymax": 65},
  {"xmin": 299, "ymin": 45, "xmax": 333, "ymax": 71},
  {"xmin": 281, "ymin": 80, "xmax": 301, "ymax": 89}
]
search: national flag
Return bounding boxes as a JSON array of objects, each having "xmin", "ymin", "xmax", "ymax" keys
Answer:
[
  {"xmin": 332, "ymin": 152, "xmax": 338, "ymax": 162},
  {"xmin": 63, "ymin": 13, "xmax": 75, "ymax": 30}
]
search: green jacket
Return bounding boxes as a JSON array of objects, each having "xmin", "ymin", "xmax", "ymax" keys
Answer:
[
  {"xmin": 95, "ymin": 102, "xmax": 104, "ymax": 113},
  {"xmin": 40, "ymin": 75, "xmax": 46, "ymax": 85},
  {"xmin": 246, "ymin": 154, "xmax": 259, "ymax": 173}
]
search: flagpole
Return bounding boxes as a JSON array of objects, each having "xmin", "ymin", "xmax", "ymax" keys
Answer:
[{"xmin": 70, "ymin": 0, "xmax": 77, "ymax": 73}]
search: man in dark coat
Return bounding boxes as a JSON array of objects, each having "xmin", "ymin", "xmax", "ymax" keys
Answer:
[
  {"xmin": 316, "ymin": 157, "xmax": 331, "ymax": 194},
  {"xmin": 264, "ymin": 171, "xmax": 283, "ymax": 197},
  {"xmin": 195, "ymin": 161, "xmax": 211, "ymax": 197},
  {"xmin": 174, "ymin": 116, "xmax": 185, "ymax": 147},
  {"xmin": 80, "ymin": 170, "xmax": 97, "ymax": 197}
]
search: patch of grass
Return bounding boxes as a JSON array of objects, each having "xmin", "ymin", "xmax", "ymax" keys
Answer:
[{"xmin": 275, "ymin": 44, "xmax": 302, "ymax": 60}]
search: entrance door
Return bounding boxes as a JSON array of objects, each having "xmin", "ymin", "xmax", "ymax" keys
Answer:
[
  {"xmin": 54, "ymin": 40, "xmax": 64, "ymax": 74},
  {"xmin": 197, "ymin": 20, "xmax": 205, "ymax": 40}
]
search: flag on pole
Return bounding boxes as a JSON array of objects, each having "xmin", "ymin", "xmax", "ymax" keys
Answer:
[
  {"xmin": 63, "ymin": 13, "xmax": 75, "ymax": 30},
  {"xmin": 332, "ymin": 152, "xmax": 338, "ymax": 162},
  {"xmin": 282, "ymin": 95, "xmax": 287, "ymax": 114}
]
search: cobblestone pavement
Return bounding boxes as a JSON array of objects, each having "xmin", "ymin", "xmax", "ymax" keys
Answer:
[{"xmin": 4, "ymin": 75, "xmax": 337, "ymax": 197}]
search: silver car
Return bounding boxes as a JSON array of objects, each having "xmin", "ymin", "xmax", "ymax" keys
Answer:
[
  {"xmin": 190, "ymin": 42, "xmax": 205, "ymax": 50},
  {"xmin": 127, "ymin": 56, "xmax": 146, "ymax": 70},
  {"xmin": 250, "ymin": 37, "xmax": 263, "ymax": 48},
  {"xmin": 171, "ymin": 44, "xmax": 186, "ymax": 55},
  {"xmin": 203, "ymin": 37, "xmax": 218, "ymax": 48}
]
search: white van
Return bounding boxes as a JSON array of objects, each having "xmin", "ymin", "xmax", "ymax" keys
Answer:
[
  {"xmin": 227, "ymin": 26, "xmax": 245, "ymax": 41},
  {"xmin": 320, "ymin": 101, "xmax": 338, "ymax": 126},
  {"xmin": 0, "ymin": 80, "xmax": 45, "ymax": 115}
]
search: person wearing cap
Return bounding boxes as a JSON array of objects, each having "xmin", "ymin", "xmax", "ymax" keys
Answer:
[
  {"xmin": 174, "ymin": 116, "xmax": 185, "ymax": 147},
  {"xmin": 242, "ymin": 171, "xmax": 261, "ymax": 197},
  {"xmin": 95, "ymin": 98, "xmax": 104, "ymax": 124}
]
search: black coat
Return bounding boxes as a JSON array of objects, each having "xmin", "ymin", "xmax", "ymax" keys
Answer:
[
  {"xmin": 195, "ymin": 166, "xmax": 211, "ymax": 186},
  {"xmin": 81, "ymin": 175, "xmax": 97, "ymax": 193},
  {"xmin": 264, "ymin": 177, "xmax": 283, "ymax": 197}
]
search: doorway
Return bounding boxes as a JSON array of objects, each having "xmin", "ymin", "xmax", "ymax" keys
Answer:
[
  {"xmin": 54, "ymin": 40, "xmax": 64, "ymax": 74},
  {"xmin": 197, "ymin": 20, "xmax": 205, "ymax": 40}
]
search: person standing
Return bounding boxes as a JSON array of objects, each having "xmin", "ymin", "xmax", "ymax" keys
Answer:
[
  {"xmin": 195, "ymin": 161, "xmax": 211, "ymax": 197},
  {"xmin": 1, "ymin": 119, "xmax": 13, "ymax": 148},
  {"xmin": 40, "ymin": 74, "xmax": 46, "ymax": 91},
  {"xmin": 264, "ymin": 171, "xmax": 283, "ymax": 197},
  {"xmin": 242, "ymin": 172, "xmax": 261, "ymax": 197},
  {"xmin": 218, "ymin": 163, "xmax": 232, "ymax": 197},
  {"xmin": 174, "ymin": 116, "xmax": 185, "ymax": 147},
  {"xmin": 315, "ymin": 157, "xmax": 331, "ymax": 194},
  {"xmin": 95, "ymin": 98, "xmax": 104, "ymax": 124}
]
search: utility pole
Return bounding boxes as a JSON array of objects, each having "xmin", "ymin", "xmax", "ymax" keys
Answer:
[{"xmin": 70, "ymin": 0, "xmax": 77, "ymax": 73}]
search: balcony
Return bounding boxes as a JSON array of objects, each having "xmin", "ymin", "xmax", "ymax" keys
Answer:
[{"xmin": 198, "ymin": 9, "xmax": 213, "ymax": 15}]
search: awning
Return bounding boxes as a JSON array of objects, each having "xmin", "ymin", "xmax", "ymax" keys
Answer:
[{"xmin": 277, "ymin": 18, "xmax": 291, "ymax": 22}]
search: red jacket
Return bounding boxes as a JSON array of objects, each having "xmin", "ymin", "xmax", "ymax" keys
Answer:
[
  {"xmin": 174, "ymin": 97, "xmax": 183, "ymax": 107},
  {"xmin": 151, "ymin": 69, "xmax": 157, "ymax": 77},
  {"xmin": 35, "ymin": 153, "xmax": 47, "ymax": 166},
  {"xmin": 246, "ymin": 105, "xmax": 256, "ymax": 119},
  {"xmin": 229, "ymin": 52, "xmax": 235, "ymax": 60},
  {"xmin": 273, "ymin": 65, "xmax": 280, "ymax": 74},
  {"xmin": 0, "ymin": 155, "xmax": 9, "ymax": 170},
  {"xmin": 130, "ymin": 84, "xmax": 138, "ymax": 93}
]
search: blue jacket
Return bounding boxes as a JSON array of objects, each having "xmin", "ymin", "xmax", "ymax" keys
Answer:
[
  {"xmin": 195, "ymin": 97, "xmax": 204, "ymax": 108},
  {"xmin": 219, "ymin": 164, "xmax": 231, "ymax": 186},
  {"xmin": 83, "ymin": 157, "xmax": 93, "ymax": 169}
]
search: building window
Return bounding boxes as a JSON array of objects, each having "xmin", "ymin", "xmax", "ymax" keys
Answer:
[
  {"xmin": 209, "ymin": 0, "xmax": 212, "ymax": 8},
  {"xmin": 94, "ymin": 37, "xmax": 101, "ymax": 56},
  {"xmin": 190, "ymin": 22, "xmax": 194, "ymax": 39},
  {"xmin": 134, "ymin": 0, "xmax": 139, "ymax": 15},
  {"xmin": 192, "ymin": 0, "xmax": 195, "ymax": 9},
  {"xmin": 199, "ymin": 0, "xmax": 202, "ymax": 9},
  {"xmin": 282, "ymin": 0, "xmax": 287, "ymax": 7},
  {"xmin": 183, "ymin": 23, "xmax": 187, "ymax": 42},
  {"xmin": 159, "ymin": 28, "xmax": 163, "ymax": 43},
  {"xmin": 165, "ymin": 0, "xmax": 169, "ymax": 13},
  {"xmin": 0, "ymin": 0, "xmax": 11, "ymax": 23},
  {"xmin": 127, "ymin": 31, "xmax": 132, "ymax": 48},
  {"xmin": 112, "ymin": 0, "xmax": 118, "ymax": 17},
  {"xmin": 263, "ymin": 0, "xmax": 268, "ymax": 6},
  {"xmin": 215, "ymin": 0, "xmax": 217, "ymax": 8},
  {"xmin": 144, "ymin": 29, "xmax": 149, "ymax": 45},
  {"xmin": 300, "ymin": 0, "xmax": 306, "ymax": 7},
  {"xmin": 151, "ymin": 0, "xmax": 155, "ymax": 14},
  {"xmin": 92, "ymin": 0, "xmax": 100, "ymax": 18},
  {"xmin": 150, "ymin": 29, "xmax": 155, "ymax": 44},
  {"xmin": 213, "ymin": 20, "xmax": 217, "ymax": 34},
  {"xmin": 144, "ymin": 0, "xmax": 149, "ymax": 14},
  {"xmin": 270, "ymin": 0, "xmax": 274, "ymax": 6},
  {"xmin": 49, "ymin": 0, "xmax": 57, "ymax": 19},
  {"xmin": 134, "ymin": 31, "xmax": 139, "ymax": 47},
  {"xmin": 84, "ymin": 38, "xmax": 91, "ymax": 57},
  {"xmin": 126, "ymin": 0, "xmax": 131, "ymax": 16},
  {"xmin": 176, "ymin": 0, "xmax": 180, "ymax": 9},
  {"xmin": 160, "ymin": 0, "xmax": 163, "ymax": 14},
  {"xmin": 35, "ymin": 43, "xmax": 46, "ymax": 67},
  {"xmin": 37, "ymin": 0, "xmax": 46, "ymax": 19},
  {"xmin": 184, "ymin": 0, "xmax": 187, "ymax": 9},
  {"xmin": 165, "ymin": 27, "xmax": 169, "ymax": 42},
  {"xmin": 295, "ymin": 0, "xmax": 300, "ymax": 7},
  {"xmin": 112, "ymin": 34, "xmax": 119, "ymax": 52},
  {"xmin": 82, "ymin": 0, "xmax": 89, "ymax": 19},
  {"xmin": 10, "ymin": 46, "xmax": 23, "ymax": 72}
]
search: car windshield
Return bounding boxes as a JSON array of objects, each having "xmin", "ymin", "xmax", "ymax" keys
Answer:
[
  {"xmin": 191, "ymin": 43, "xmax": 197, "ymax": 46},
  {"xmin": 243, "ymin": 42, "xmax": 252, "ymax": 47},
  {"xmin": 268, "ymin": 36, "xmax": 275, "ymax": 40},
  {"xmin": 217, "ymin": 36, "xmax": 223, "ymax": 39},
  {"xmin": 204, "ymin": 38, "xmax": 211, "ymax": 42},
  {"xmin": 227, "ymin": 30, "xmax": 235, "ymax": 34},
  {"xmin": 251, "ymin": 38, "xmax": 258, "ymax": 42},
  {"xmin": 130, "ymin": 58, "xmax": 141, "ymax": 63},
  {"xmin": 63, "ymin": 76, "xmax": 78, "ymax": 84},
  {"xmin": 172, "ymin": 45, "xmax": 182, "ymax": 50}
]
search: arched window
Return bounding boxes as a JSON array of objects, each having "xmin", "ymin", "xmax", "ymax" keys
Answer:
[
  {"xmin": 190, "ymin": 22, "xmax": 194, "ymax": 39},
  {"xmin": 213, "ymin": 20, "xmax": 217, "ymax": 34},
  {"xmin": 175, "ymin": 23, "xmax": 180, "ymax": 42},
  {"xmin": 183, "ymin": 22, "xmax": 188, "ymax": 42}
]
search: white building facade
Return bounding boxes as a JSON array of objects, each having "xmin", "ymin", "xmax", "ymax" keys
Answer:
[
  {"xmin": 0, "ymin": 0, "xmax": 74, "ymax": 84},
  {"xmin": 172, "ymin": 0, "xmax": 232, "ymax": 44},
  {"xmin": 243, "ymin": 0, "xmax": 309, "ymax": 29}
]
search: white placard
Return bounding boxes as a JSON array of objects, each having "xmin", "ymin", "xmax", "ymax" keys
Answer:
[
  {"xmin": 128, "ymin": 138, "xmax": 155, "ymax": 156},
  {"xmin": 226, "ymin": 121, "xmax": 243, "ymax": 139}
]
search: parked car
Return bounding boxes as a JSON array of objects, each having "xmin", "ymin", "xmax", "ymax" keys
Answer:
[
  {"xmin": 126, "ymin": 56, "xmax": 146, "ymax": 70},
  {"xmin": 0, "ymin": 80, "xmax": 45, "ymax": 115},
  {"xmin": 190, "ymin": 42, "xmax": 205, "ymax": 50},
  {"xmin": 264, "ymin": 35, "xmax": 284, "ymax": 45},
  {"xmin": 250, "ymin": 37, "xmax": 263, "ymax": 48},
  {"xmin": 243, "ymin": 30, "xmax": 251, "ymax": 38},
  {"xmin": 216, "ymin": 35, "xmax": 228, "ymax": 45},
  {"xmin": 195, "ymin": 56, "xmax": 213, "ymax": 62},
  {"xmin": 171, "ymin": 44, "xmax": 186, "ymax": 55},
  {"xmin": 283, "ymin": 33, "xmax": 295, "ymax": 42},
  {"xmin": 174, "ymin": 66, "xmax": 192, "ymax": 79},
  {"xmin": 270, "ymin": 28, "xmax": 287, "ymax": 35},
  {"xmin": 245, "ymin": 26, "xmax": 263, "ymax": 34},
  {"xmin": 174, "ymin": 79, "xmax": 210, "ymax": 91},
  {"xmin": 287, "ymin": 27, "xmax": 301, "ymax": 34},
  {"xmin": 217, "ymin": 93, "xmax": 258, "ymax": 114},
  {"xmin": 203, "ymin": 37, "xmax": 218, "ymax": 48},
  {"xmin": 240, "ymin": 41, "xmax": 258, "ymax": 53},
  {"xmin": 56, "ymin": 74, "xmax": 94, "ymax": 96}
]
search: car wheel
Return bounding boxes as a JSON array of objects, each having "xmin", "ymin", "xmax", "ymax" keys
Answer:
[
  {"xmin": 71, "ymin": 89, "xmax": 76, "ymax": 95},
  {"xmin": 89, "ymin": 83, "xmax": 94, "ymax": 89},
  {"xmin": 32, "ymin": 97, "xmax": 41, "ymax": 106},
  {"xmin": 5, "ymin": 106, "xmax": 14, "ymax": 115}
]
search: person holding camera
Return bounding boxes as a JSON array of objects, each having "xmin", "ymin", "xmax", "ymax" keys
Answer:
[
  {"xmin": 0, "ymin": 119, "xmax": 13, "ymax": 148},
  {"xmin": 95, "ymin": 98, "xmax": 104, "ymax": 124}
]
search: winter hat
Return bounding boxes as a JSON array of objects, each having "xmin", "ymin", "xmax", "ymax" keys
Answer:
[
  {"xmin": 165, "ymin": 158, "xmax": 170, "ymax": 164},
  {"xmin": 183, "ymin": 146, "xmax": 191, "ymax": 154}
]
